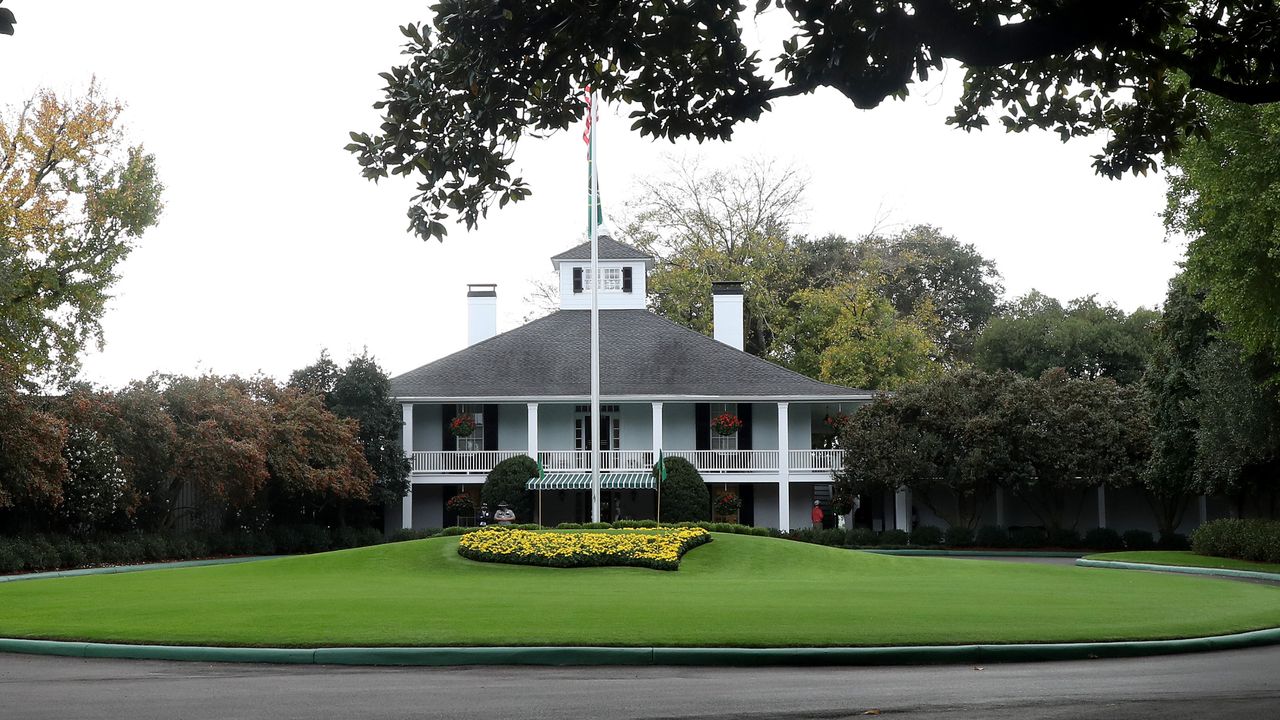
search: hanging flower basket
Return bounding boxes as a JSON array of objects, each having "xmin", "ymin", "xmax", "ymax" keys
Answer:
[
  {"xmin": 446, "ymin": 493, "xmax": 475, "ymax": 515},
  {"xmin": 714, "ymin": 492, "xmax": 743, "ymax": 516},
  {"xmin": 710, "ymin": 412, "xmax": 743, "ymax": 436},
  {"xmin": 449, "ymin": 413, "xmax": 476, "ymax": 437},
  {"xmin": 824, "ymin": 412, "xmax": 851, "ymax": 433}
]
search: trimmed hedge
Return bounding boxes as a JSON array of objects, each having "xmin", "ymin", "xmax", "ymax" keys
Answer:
[
  {"xmin": 0, "ymin": 525, "xmax": 386, "ymax": 575},
  {"xmin": 1192, "ymin": 519, "xmax": 1280, "ymax": 564},
  {"xmin": 909, "ymin": 525, "xmax": 943, "ymax": 546}
]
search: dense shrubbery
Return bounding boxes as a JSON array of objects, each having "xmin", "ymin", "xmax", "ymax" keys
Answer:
[
  {"xmin": 0, "ymin": 525, "xmax": 386, "ymax": 574},
  {"xmin": 1192, "ymin": 519, "xmax": 1280, "ymax": 564},
  {"xmin": 1123, "ymin": 529, "xmax": 1156, "ymax": 550},
  {"xmin": 944, "ymin": 526, "xmax": 975, "ymax": 547}
]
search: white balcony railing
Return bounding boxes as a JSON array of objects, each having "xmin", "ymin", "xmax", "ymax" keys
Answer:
[
  {"xmin": 789, "ymin": 449, "xmax": 843, "ymax": 473},
  {"xmin": 538, "ymin": 450, "xmax": 655, "ymax": 471},
  {"xmin": 409, "ymin": 449, "xmax": 837, "ymax": 475},
  {"xmin": 665, "ymin": 450, "xmax": 779, "ymax": 472},
  {"xmin": 410, "ymin": 450, "xmax": 526, "ymax": 474}
]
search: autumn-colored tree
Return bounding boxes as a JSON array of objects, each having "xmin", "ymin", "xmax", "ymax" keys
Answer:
[
  {"xmin": 1, "ymin": 83, "xmax": 163, "ymax": 387},
  {"xmin": 0, "ymin": 378, "xmax": 66, "ymax": 520},
  {"xmin": 107, "ymin": 377, "xmax": 180, "ymax": 530},
  {"xmin": 264, "ymin": 384, "xmax": 374, "ymax": 520},
  {"xmin": 290, "ymin": 351, "xmax": 410, "ymax": 511},
  {"xmin": 162, "ymin": 375, "xmax": 271, "ymax": 515}
]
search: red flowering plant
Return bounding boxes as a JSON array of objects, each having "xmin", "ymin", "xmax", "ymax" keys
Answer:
[
  {"xmin": 710, "ymin": 412, "xmax": 743, "ymax": 436},
  {"xmin": 713, "ymin": 492, "xmax": 743, "ymax": 516},
  {"xmin": 446, "ymin": 493, "xmax": 475, "ymax": 515},
  {"xmin": 449, "ymin": 413, "xmax": 476, "ymax": 437},
  {"xmin": 824, "ymin": 412, "xmax": 851, "ymax": 433}
]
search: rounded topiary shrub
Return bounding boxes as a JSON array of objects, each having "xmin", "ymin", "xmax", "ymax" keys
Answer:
[
  {"xmin": 483, "ymin": 455, "xmax": 538, "ymax": 522},
  {"xmin": 657, "ymin": 456, "xmax": 710, "ymax": 523},
  {"xmin": 1083, "ymin": 527, "xmax": 1124, "ymax": 550},
  {"xmin": 975, "ymin": 525, "xmax": 1009, "ymax": 548},
  {"xmin": 880, "ymin": 528, "xmax": 909, "ymax": 546},
  {"xmin": 1123, "ymin": 529, "xmax": 1155, "ymax": 550},
  {"xmin": 944, "ymin": 526, "xmax": 975, "ymax": 547},
  {"xmin": 847, "ymin": 527, "xmax": 879, "ymax": 546},
  {"xmin": 909, "ymin": 525, "xmax": 943, "ymax": 546}
]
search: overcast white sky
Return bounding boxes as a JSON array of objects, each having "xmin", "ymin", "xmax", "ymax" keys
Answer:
[{"xmin": 2, "ymin": 2, "xmax": 1186, "ymax": 389}]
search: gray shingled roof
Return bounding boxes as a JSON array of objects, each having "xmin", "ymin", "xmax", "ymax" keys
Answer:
[
  {"xmin": 549, "ymin": 235, "xmax": 654, "ymax": 264},
  {"xmin": 389, "ymin": 309, "xmax": 873, "ymax": 400}
]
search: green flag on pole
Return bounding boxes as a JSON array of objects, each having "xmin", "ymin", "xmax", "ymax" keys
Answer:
[{"xmin": 584, "ymin": 87, "xmax": 604, "ymax": 236}]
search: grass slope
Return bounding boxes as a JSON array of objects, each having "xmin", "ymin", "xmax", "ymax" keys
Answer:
[
  {"xmin": 1, "ymin": 534, "xmax": 1278, "ymax": 648},
  {"xmin": 1086, "ymin": 551, "xmax": 1280, "ymax": 574}
]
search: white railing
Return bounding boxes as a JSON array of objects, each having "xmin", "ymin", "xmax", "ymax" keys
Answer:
[
  {"xmin": 538, "ymin": 450, "xmax": 654, "ymax": 471},
  {"xmin": 410, "ymin": 450, "xmax": 526, "ymax": 474},
  {"xmin": 666, "ymin": 450, "xmax": 779, "ymax": 472},
  {"xmin": 410, "ymin": 449, "xmax": 821, "ymax": 475},
  {"xmin": 789, "ymin": 449, "xmax": 843, "ymax": 472}
]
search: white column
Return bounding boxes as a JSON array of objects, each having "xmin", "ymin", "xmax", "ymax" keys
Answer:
[
  {"xmin": 1096, "ymin": 485, "xmax": 1107, "ymax": 529},
  {"xmin": 778, "ymin": 402, "xmax": 790, "ymax": 532},
  {"xmin": 995, "ymin": 486, "xmax": 1006, "ymax": 527},
  {"xmin": 401, "ymin": 403, "xmax": 414, "ymax": 529},
  {"xmin": 526, "ymin": 403, "xmax": 539, "ymax": 461},
  {"xmin": 1199, "ymin": 495, "xmax": 1209, "ymax": 525},
  {"xmin": 894, "ymin": 488, "xmax": 912, "ymax": 531},
  {"xmin": 651, "ymin": 402, "xmax": 664, "ymax": 457}
]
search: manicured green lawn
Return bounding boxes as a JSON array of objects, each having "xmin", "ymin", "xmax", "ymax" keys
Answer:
[
  {"xmin": 1, "ymin": 533, "xmax": 1278, "ymax": 648},
  {"xmin": 1086, "ymin": 550, "xmax": 1280, "ymax": 574}
]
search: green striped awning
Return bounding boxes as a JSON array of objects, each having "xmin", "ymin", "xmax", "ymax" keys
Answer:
[{"xmin": 526, "ymin": 472, "xmax": 655, "ymax": 491}]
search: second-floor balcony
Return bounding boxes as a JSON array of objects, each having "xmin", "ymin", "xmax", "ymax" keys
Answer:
[{"xmin": 408, "ymin": 449, "xmax": 843, "ymax": 476}]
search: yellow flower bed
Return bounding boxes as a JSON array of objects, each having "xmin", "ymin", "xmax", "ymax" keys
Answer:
[{"xmin": 456, "ymin": 527, "xmax": 712, "ymax": 571}]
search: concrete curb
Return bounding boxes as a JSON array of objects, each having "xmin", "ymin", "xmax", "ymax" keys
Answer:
[
  {"xmin": 863, "ymin": 549, "xmax": 1085, "ymax": 558},
  {"xmin": 0, "ymin": 556, "xmax": 281, "ymax": 584},
  {"xmin": 4, "ymin": 628, "xmax": 1280, "ymax": 667},
  {"xmin": 1075, "ymin": 558, "xmax": 1280, "ymax": 582}
]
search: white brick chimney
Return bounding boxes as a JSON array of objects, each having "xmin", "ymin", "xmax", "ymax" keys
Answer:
[
  {"xmin": 712, "ymin": 281, "xmax": 744, "ymax": 351},
  {"xmin": 467, "ymin": 284, "xmax": 497, "ymax": 345}
]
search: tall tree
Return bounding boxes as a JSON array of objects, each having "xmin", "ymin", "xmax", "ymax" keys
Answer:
[
  {"xmin": 1190, "ymin": 342, "xmax": 1280, "ymax": 515},
  {"xmin": 975, "ymin": 292, "xmax": 1159, "ymax": 384},
  {"xmin": 1165, "ymin": 97, "xmax": 1280, "ymax": 365},
  {"xmin": 620, "ymin": 158, "xmax": 805, "ymax": 357},
  {"xmin": 1, "ymin": 84, "xmax": 164, "ymax": 387},
  {"xmin": 1142, "ymin": 274, "xmax": 1217, "ymax": 536},
  {"xmin": 841, "ymin": 225, "xmax": 1002, "ymax": 362},
  {"xmin": 779, "ymin": 279, "xmax": 940, "ymax": 391},
  {"xmin": 352, "ymin": 2, "xmax": 1280, "ymax": 240}
]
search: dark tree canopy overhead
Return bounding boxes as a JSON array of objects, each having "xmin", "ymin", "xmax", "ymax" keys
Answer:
[{"xmin": 350, "ymin": 1, "xmax": 1280, "ymax": 240}]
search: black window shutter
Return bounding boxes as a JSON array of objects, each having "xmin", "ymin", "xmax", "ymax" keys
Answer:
[
  {"xmin": 738, "ymin": 403, "xmax": 753, "ymax": 450},
  {"xmin": 441, "ymin": 404, "xmax": 457, "ymax": 451},
  {"xmin": 572, "ymin": 267, "xmax": 583, "ymax": 293},
  {"xmin": 739, "ymin": 483, "xmax": 755, "ymax": 527},
  {"xmin": 695, "ymin": 403, "xmax": 710, "ymax": 451},
  {"xmin": 483, "ymin": 404, "xmax": 499, "ymax": 450},
  {"xmin": 622, "ymin": 266, "xmax": 633, "ymax": 293}
]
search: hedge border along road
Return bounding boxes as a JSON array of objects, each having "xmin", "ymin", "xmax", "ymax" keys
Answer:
[
  {"xmin": 0, "ymin": 556, "xmax": 279, "ymax": 584},
  {"xmin": 862, "ymin": 549, "xmax": 1084, "ymax": 558},
  {"xmin": 1075, "ymin": 558, "xmax": 1280, "ymax": 583},
  {"xmin": 3, "ymin": 628, "xmax": 1280, "ymax": 667}
]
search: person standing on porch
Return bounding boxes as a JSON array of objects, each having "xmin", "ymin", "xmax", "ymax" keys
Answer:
[{"xmin": 811, "ymin": 500, "xmax": 824, "ymax": 529}]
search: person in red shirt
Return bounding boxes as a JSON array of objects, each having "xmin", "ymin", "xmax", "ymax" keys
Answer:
[{"xmin": 811, "ymin": 500, "xmax": 824, "ymax": 529}]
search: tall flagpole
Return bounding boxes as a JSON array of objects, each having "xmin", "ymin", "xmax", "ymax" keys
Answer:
[{"xmin": 587, "ymin": 87, "xmax": 602, "ymax": 523}]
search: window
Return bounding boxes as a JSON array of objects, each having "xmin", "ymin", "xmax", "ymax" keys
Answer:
[
  {"xmin": 581, "ymin": 267, "xmax": 623, "ymax": 292},
  {"xmin": 710, "ymin": 402, "xmax": 738, "ymax": 451},
  {"xmin": 457, "ymin": 403, "xmax": 485, "ymax": 452}
]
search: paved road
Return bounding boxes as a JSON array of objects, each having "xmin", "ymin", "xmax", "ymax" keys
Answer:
[{"xmin": 3, "ymin": 645, "xmax": 1279, "ymax": 719}]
